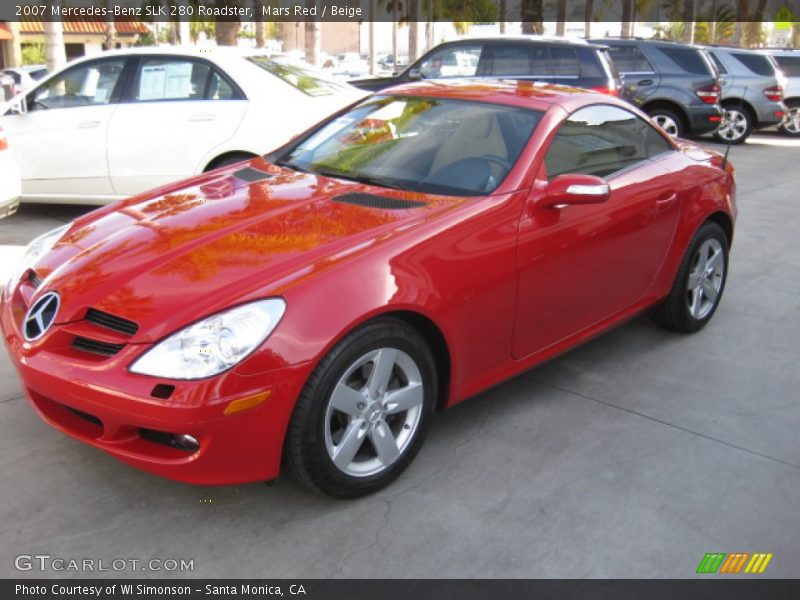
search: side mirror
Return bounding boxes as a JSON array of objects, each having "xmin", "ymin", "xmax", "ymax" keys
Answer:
[
  {"xmin": 539, "ymin": 174, "xmax": 610, "ymax": 208},
  {"xmin": 9, "ymin": 96, "xmax": 27, "ymax": 115},
  {"xmin": 407, "ymin": 68, "xmax": 422, "ymax": 81}
]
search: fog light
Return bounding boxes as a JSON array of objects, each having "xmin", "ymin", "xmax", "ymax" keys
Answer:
[{"xmin": 174, "ymin": 434, "xmax": 200, "ymax": 452}]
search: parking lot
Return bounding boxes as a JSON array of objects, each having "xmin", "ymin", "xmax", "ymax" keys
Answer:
[{"xmin": 0, "ymin": 132, "xmax": 798, "ymax": 579}]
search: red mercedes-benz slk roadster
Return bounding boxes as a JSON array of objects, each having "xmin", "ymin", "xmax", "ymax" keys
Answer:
[{"xmin": 2, "ymin": 81, "xmax": 736, "ymax": 497}]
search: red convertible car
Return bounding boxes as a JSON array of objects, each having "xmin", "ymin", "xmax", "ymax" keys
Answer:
[{"xmin": 2, "ymin": 81, "xmax": 736, "ymax": 497}]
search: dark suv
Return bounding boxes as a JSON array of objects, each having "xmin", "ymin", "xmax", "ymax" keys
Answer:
[
  {"xmin": 351, "ymin": 37, "xmax": 625, "ymax": 99},
  {"xmin": 589, "ymin": 39, "xmax": 722, "ymax": 138}
]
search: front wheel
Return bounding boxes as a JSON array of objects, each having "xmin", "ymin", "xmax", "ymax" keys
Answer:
[
  {"xmin": 650, "ymin": 109, "xmax": 684, "ymax": 138},
  {"xmin": 778, "ymin": 103, "xmax": 800, "ymax": 137},
  {"xmin": 284, "ymin": 318, "xmax": 437, "ymax": 498},
  {"xmin": 652, "ymin": 222, "xmax": 729, "ymax": 333},
  {"xmin": 714, "ymin": 106, "xmax": 752, "ymax": 144}
]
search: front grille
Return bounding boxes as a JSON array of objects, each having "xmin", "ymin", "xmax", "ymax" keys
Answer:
[
  {"xmin": 65, "ymin": 405, "xmax": 103, "ymax": 427},
  {"xmin": 84, "ymin": 308, "xmax": 139, "ymax": 336},
  {"xmin": 71, "ymin": 336, "xmax": 125, "ymax": 356}
]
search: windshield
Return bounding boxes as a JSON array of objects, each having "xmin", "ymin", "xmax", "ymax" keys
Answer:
[
  {"xmin": 247, "ymin": 56, "xmax": 351, "ymax": 96},
  {"xmin": 274, "ymin": 95, "xmax": 543, "ymax": 196}
]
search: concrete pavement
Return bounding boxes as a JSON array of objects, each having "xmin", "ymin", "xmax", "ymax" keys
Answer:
[{"xmin": 0, "ymin": 133, "xmax": 798, "ymax": 578}]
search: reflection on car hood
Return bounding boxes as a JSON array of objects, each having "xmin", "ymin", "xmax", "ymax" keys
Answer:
[{"xmin": 33, "ymin": 158, "xmax": 465, "ymax": 341}]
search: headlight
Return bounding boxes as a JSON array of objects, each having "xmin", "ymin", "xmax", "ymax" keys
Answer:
[
  {"xmin": 129, "ymin": 298, "xmax": 286, "ymax": 380},
  {"xmin": 8, "ymin": 223, "xmax": 70, "ymax": 289}
]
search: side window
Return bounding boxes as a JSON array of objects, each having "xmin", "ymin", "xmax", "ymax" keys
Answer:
[
  {"xmin": 207, "ymin": 70, "xmax": 236, "ymax": 100},
  {"xmin": 774, "ymin": 56, "xmax": 800, "ymax": 77},
  {"xmin": 132, "ymin": 58, "xmax": 212, "ymax": 102},
  {"xmin": 418, "ymin": 45, "xmax": 481, "ymax": 78},
  {"xmin": 709, "ymin": 51, "xmax": 728, "ymax": 74},
  {"xmin": 549, "ymin": 47, "xmax": 580, "ymax": 76},
  {"xmin": 606, "ymin": 45, "xmax": 654, "ymax": 73},
  {"xmin": 31, "ymin": 58, "xmax": 126, "ymax": 110},
  {"xmin": 661, "ymin": 47, "xmax": 713, "ymax": 76},
  {"xmin": 731, "ymin": 53, "xmax": 775, "ymax": 77},
  {"xmin": 481, "ymin": 44, "xmax": 550, "ymax": 77},
  {"xmin": 544, "ymin": 105, "xmax": 671, "ymax": 180}
]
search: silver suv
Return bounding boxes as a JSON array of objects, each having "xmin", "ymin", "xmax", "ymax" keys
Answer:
[
  {"xmin": 703, "ymin": 46, "xmax": 787, "ymax": 144},
  {"xmin": 759, "ymin": 49, "xmax": 800, "ymax": 137}
]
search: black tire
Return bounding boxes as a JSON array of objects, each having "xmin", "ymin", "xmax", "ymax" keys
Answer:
[
  {"xmin": 204, "ymin": 153, "xmax": 256, "ymax": 172},
  {"xmin": 284, "ymin": 317, "xmax": 437, "ymax": 498},
  {"xmin": 778, "ymin": 101, "xmax": 800, "ymax": 137},
  {"xmin": 713, "ymin": 104, "xmax": 753, "ymax": 144},
  {"xmin": 648, "ymin": 107, "xmax": 684, "ymax": 138},
  {"xmin": 652, "ymin": 221, "xmax": 729, "ymax": 333}
]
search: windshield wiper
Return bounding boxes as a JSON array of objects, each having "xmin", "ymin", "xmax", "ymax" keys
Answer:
[{"xmin": 314, "ymin": 169, "xmax": 415, "ymax": 192}]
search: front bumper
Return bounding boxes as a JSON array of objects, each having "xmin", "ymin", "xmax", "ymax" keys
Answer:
[{"xmin": 1, "ymin": 282, "xmax": 313, "ymax": 485}]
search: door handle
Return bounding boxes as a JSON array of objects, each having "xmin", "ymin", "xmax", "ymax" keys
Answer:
[
  {"xmin": 188, "ymin": 114, "xmax": 216, "ymax": 122},
  {"xmin": 637, "ymin": 79, "xmax": 654, "ymax": 86},
  {"xmin": 656, "ymin": 191, "xmax": 678, "ymax": 205},
  {"xmin": 77, "ymin": 120, "xmax": 101, "ymax": 129}
]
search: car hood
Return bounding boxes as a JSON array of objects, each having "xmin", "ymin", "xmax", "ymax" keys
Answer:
[{"xmin": 35, "ymin": 158, "xmax": 466, "ymax": 342}]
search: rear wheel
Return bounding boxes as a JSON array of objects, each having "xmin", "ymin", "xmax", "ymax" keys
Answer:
[
  {"xmin": 652, "ymin": 222, "xmax": 729, "ymax": 333},
  {"xmin": 649, "ymin": 108, "xmax": 684, "ymax": 138},
  {"xmin": 284, "ymin": 318, "xmax": 437, "ymax": 498},
  {"xmin": 204, "ymin": 152, "xmax": 256, "ymax": 172},
  {"xmin": 778, "ymin": 101, "xmax": 800, "ymax": 137},
  {"xmin": 714, "ymin": 106, "xmax": 752, "ymax": 144}
]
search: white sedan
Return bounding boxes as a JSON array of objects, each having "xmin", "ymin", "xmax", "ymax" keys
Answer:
[
  {"xmin": 0, "ymin": 125, "xmax": 21, "ymax": 219},
  {"xmin": 0, "ymin": 48, "xmax": 365, "ymax": 204}
]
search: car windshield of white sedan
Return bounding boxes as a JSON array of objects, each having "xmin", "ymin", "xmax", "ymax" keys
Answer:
[{"xmin": 277, "ymin": 96, "xmax": 542, "ymax": 196}]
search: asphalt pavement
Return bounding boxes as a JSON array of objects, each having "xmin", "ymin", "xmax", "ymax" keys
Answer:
[{"xmin": 0, "ymin": 133, "xmax": 798, "ymax": 578}]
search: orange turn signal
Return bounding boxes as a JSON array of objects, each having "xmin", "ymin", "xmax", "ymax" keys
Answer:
[
  {"xmin": 0, "ymin": 137, "xmax": 7, "ymax": 151},
  {"xmin": 224, "ymin": 390, "xmax": 272, "ymax": 416}
]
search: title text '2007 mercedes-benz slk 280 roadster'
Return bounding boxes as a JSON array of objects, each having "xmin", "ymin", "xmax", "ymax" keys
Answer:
[{"xmin": 2, "ymin": 80, "xmax": 736, "ymax": 497}]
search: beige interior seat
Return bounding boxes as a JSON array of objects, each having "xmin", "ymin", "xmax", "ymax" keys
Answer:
[{"xmin": 430, "ymin": 113, "xmax": 508, "ymax": 175}]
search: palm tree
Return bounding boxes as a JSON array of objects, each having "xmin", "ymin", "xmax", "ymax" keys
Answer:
[
  {"xmin": 556, "ymin": 0, "xmax": 566, "ymax": 36},
  {"xmin": 252, "ymin": 0, "xmax": 265, "ymax": 48},
  {"xmin": 44, "ymin": 1, "xmax": 66, "ymax": 72},
  {"xmin": 215, "ymin": 0, "xmax": 242, "ymax": 46}
]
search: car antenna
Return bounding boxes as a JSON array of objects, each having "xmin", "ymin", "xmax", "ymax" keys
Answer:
[{"xmin": 721, "ymin": 86, "xmax": 747, "ymax": 170}]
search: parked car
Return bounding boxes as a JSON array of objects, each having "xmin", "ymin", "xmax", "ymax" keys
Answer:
[
  {"xmin": 351, "ymin": 37, "xmax": 626, "ymax": 99},
  {"xmin": 0, "ymin": 65, "xmax": 48, "ymax": 97},
  {"xmin": 2, "ymin": 81, "xmax": 736, "ymax": 497},
  {"xmin": 703, "ymin": 46, "xmax": 786, "ymax": 143},
  {"xmin": 0, "ymin": 125, "xmax": 21, "ymax": 219},
  {"xmin": 758, "ymin": 48, "xmax": 800, "ymax": 137},
  {"xmin": 0, "ymin": 48, "xmax": 365, "ymax": 204},
  {"xmin": 589, "ymin": 38, "xmax": 722, "ymax": 138}
]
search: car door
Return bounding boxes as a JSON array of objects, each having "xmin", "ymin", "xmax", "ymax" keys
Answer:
[
  {"xmin": 605, "ymin": 44, "xmax": 661, "ymax": 102},
  {"xmin": 0, "ymin": 56, "xmax": 129, "ymax": 200},
  {"xmin": 513, "ymin": 104, "xmax": 680, "ymax": 359},
  {"xmin": 106, "ymin": 55, "xmax": 248, "ymax": 196}
]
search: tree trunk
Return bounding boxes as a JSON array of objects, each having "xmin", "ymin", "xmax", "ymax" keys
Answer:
[
  {"xmin": 684, "ymin": 0, "xmax": 696, "ymax": 43},
  {"xmin": 584, "ymin": 0, "xmax": 593, "ymax": 38},
  {"xmin": 620, "ymin": 0, "xmax": 633, "ymax": 37},
  {"xmin": 521, "ymin": 0, "xmax": 544, "ymax": 34},
  {"xmin": 215, "ymin": 0, "xmax": 241, "ymax": 46},
  {"xmin": 499, "ymin": 0, "xmax": 507, "ymax": 33},
  {"xmin": 556, "ymin": 0, "xmax": 566, "ymax": 36},
  {"xmin": 305, "ymin": 22, "xmax": 321, "ymax": 66},
  {"xmin": 103, "ymin": 0, "xmax": 117, "ymax": 50},
  {"xmin": 8, "ymin": 21, "xmax": 22, "ymax": 68},
  {"xmin": 44, "ymin": 19, "xmax": 67, "ymax": 72},
  {"xmin": 368, "ymin": 0, "xmax": 376, "ymax": 75},
  {"xmin": 253, "ymin": 0, "xmax": 265, "ymax": 48}
]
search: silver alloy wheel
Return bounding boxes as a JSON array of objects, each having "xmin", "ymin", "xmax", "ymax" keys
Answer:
[
  {"xmin": 782, "ymin": 107, "xmax": 800, "ymax": 135},
  {"xmin": 653, "ymin": 114, "xmax": 679, "ymax": 137},
  {"xmin": 716, "ymin": 109, "xmax": 748, "ymax": 142},
  {"xmin": 324, "ymin": 348, "xmax": 423, "ymax": 477},
  {"xmin": 686, "ymin": 238, "xmax": 725, "ymax": 320}
]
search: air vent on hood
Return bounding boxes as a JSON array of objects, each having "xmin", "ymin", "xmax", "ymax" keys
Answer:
[
  {"xmin": 332, "ymin": 193, "xmax": 427, "ymax": 210},
  {"xmin": 233, "ymin": 166, "xmax": 274, "ymax": 183},
  {"xmin": 84, "ymin": 308, "xmax": 139, "ymax": 336}
]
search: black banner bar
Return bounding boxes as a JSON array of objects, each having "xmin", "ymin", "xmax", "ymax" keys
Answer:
[
  {"xmin": 1, "ymin": 0, "xmax": 799, "ymax": 23},
  {"xmin": 4, "ymin": 580, "xmax": 800, "ymax": 600}
]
